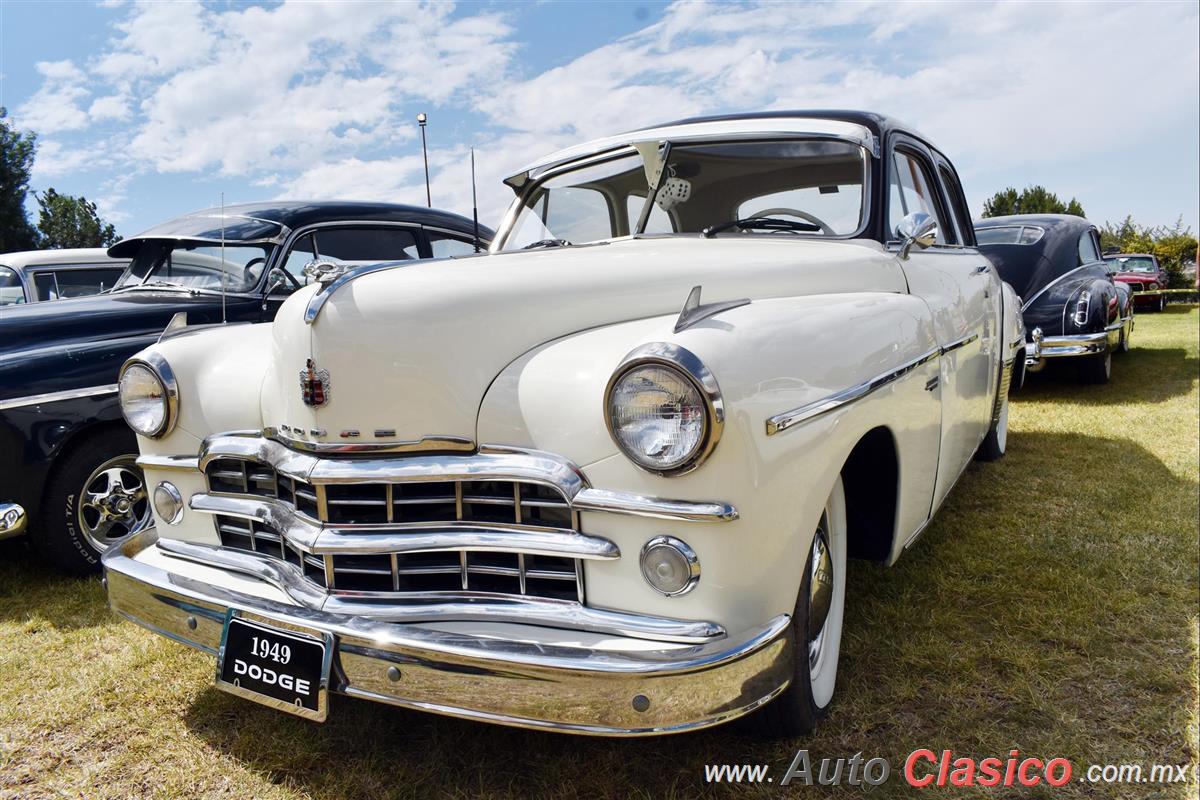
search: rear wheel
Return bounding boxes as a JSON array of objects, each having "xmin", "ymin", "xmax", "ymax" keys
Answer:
[
  {"xmin": 38, "ymin": 429, "xmax": 151, "ymax": 574},
  {"xmin": 748, "ymin": 477, "xmax": 846, "ymax": 738},
  {"xmin": 1077, "ymin": 348, "xmax": 1112, "ymax": 385}
]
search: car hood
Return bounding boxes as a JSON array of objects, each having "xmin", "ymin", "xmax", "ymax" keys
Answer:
[
  {"xmin": 262, "ymin": 236, "xmax": 907, "ymax": 446},
  {"xmin": 0, "ymin": 290, "xmax": 232, "ymax": 356}
]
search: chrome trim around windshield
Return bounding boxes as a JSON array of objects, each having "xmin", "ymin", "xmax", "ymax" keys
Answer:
[
  {"xmin": 155, "ymin": 536, "xmax": 720, "ymax": 643},
  {"xmin": 766, "ymin": 347, "xmax": 941, "ymax": 436},
  {"xmin": 0, "ymin": 383, "xmax": 118, "ymax": 411}
]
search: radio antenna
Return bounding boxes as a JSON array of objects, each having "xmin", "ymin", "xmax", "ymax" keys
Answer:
[
  {"xmin": 471, "ymin": 148, "xmax": 480, "ymax": 253},
  {"xmin": 220, "ymin": 192, "xmax": 227, "ymax": 323}
]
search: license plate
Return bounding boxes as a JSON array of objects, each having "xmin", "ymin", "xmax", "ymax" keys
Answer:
[{"xmin": 216, "ymin": 613, "xmax": 332, "ymax": 721}]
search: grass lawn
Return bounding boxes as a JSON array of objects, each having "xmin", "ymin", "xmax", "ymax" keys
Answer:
[{"xmin": 1, "ymin": 306, "xmax": 1196, "ymax": 799}]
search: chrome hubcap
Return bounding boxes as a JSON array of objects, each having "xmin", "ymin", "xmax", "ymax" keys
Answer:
[
  {"xmin": 807, "ymin": 524, "xmax": 834, "ymax": 672},
  {"xmin": 79, "ymin": 456, "xmax": 151, "ymax": 552}
]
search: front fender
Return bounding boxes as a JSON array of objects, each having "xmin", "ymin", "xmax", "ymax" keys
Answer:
[{"xmin": 477, "ymin": 292, "xmax": 941, "ymax": 635}]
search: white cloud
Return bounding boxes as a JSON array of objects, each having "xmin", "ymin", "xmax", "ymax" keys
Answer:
[
  {"xmin": 15, "ymin": 60, "xmax": 90, "ymax": 133},
  {"xmin": 13, "ymin": 0, "xmax": 1197, "ymax": 229}
]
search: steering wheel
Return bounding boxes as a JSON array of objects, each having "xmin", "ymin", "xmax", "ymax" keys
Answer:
[
  {"xmin": 746, "ymin": 207, "xmax": 835, "ymax": 236},
  {"xmin": 242, "ymin": 257, "xmax": 267, "ymax": 286}
]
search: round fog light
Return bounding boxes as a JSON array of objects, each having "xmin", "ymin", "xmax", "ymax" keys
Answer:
[
  {"xmin": 640, "ymin": 536, "xmax": 700, "ymax": 596},
  {"xmin": 153, "ymin": 482, "xmax": 184, "ymax": 525}
]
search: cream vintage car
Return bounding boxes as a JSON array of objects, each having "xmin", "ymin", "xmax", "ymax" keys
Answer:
[{"xmin": 103, "ymin": 111, "xmax": 1024, "ymax": 737}]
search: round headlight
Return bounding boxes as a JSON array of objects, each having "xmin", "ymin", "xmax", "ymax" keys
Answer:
[
  {"xmin": 640, "ymin": 536, "xmax": 700, "ymax": 596},
  {"xmin": 1149, "ymin": 282, "xmax": 1159, "ymax": 290},
  {"xmin": 119, "ymin": 357, "xmax": 177, "ymax": 438},
  {"xmin": 608, "ymin": 364, "xmax": 707, "ymax": 471}
]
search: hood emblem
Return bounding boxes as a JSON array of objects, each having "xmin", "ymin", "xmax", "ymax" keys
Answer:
[{"xmin": 300, "ymin": 359, "xmax": 331, "ymax": 407}]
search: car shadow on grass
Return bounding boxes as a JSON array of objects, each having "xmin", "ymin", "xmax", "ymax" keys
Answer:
[
  {"xmin": 0, "ymin": 536, "xmax": 110, "ymax": 632},
  {"xmin": 1017, "ymin": 346, "xmax": 1197, "ymax": 406},
  {"xmin": 177, "ymin": 428, "xmax": 1198, "ymax": 800}
]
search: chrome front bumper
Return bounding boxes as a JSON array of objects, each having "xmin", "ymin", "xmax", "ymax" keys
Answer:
[
  {"xmin": 0, "ymin": 502, "xmax": 27, "ymax": 540},
  {"xmin": 103, "ymin": 527, "xmax": 793, "ymax": 736}
]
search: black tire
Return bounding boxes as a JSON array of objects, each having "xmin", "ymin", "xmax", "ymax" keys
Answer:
[
  {"xmin": 1077, "ymin": 349, "xmax": 1112, "ymax": 385},
  {"xmin": 976, "ymin": 353, "xmax": 1011, "ymax": 462},
  {"xmin": 1117, "ymin": 324, "xmax": 1131, "ymax": 354},
  {"xmin": 747, "ymin": 478, "xmax": 846, "ymax": 738},
  {"xmin": 37, "ymin": 427, "xmax": 148, "ymax": 574}
]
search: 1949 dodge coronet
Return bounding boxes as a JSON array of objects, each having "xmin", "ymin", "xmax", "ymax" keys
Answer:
[{"xmin": 103, "ymin": 111, "xmax": 1025, "ymax": 737}]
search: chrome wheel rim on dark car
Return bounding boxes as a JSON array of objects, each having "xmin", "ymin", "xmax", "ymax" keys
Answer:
[
  {"xmin": 807, "ymin": 522, "xmax": 834, "ymax": 674},
  {"xmin": 78, "ymin": 456, "xmax": 151, "ymax": 552}
]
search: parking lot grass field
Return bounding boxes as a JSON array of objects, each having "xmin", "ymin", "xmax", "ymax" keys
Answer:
[{"xmin": 1, "ymin": 307, "xmax": 1197, "ymax": 799}]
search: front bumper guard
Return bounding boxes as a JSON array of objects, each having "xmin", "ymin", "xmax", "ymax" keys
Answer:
[
  {"xmin": 102, "ymin": 527, "xmax": 794, "ymax": 736},
  {"xmin": 0, "ymin": 502, "xmax": 26, "ymax": 541}
]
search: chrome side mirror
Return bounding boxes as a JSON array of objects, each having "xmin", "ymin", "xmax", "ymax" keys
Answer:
[
  {"xmin": 897, "ymin": 211, "xmax": 938, "ymax": 260},
  {"xmin": 265, "ymin": 268, "xmax": 289, "ymax": 294}
]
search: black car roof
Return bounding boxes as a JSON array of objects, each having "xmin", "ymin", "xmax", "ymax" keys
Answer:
[
  {"xmin": 974, "ymin": 214, "xmax": 1097, "ymax": 298},
  {"xmin": 109, "ymin": 201, "xmax": 492, "ymax": 258}
]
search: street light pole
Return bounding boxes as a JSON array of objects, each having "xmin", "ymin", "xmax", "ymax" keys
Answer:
[{"xmin": 417, "ymin": 112, "xmax": 431, "ymax": 207}]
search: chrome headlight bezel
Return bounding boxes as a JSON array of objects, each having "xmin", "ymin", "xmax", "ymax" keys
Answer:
[
  {"xmin": 118, "ymin": 352, "xmax": 179, "ymax": 438},
  {"xmin": 604, "ymin": 343, "xmax": 724, "ymax": 476}
]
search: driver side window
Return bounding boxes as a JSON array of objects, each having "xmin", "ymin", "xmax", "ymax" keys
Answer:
[
  {"xmin": 888, "ymin": 149, "xmax": 948, "ymax": 243},
  {"xmin": 279, "ymin": 227, "xmax": 421, "ymax": 292}
]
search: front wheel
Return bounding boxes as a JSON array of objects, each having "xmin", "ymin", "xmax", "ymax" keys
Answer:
[
  {"xmin": 1077, "ymin": 348, "xmax": 1112, "ymax": 385},
  {"xmin": 748, "ymin": 477, "xmax": 846, "ymax": 738},
  {"xmin": 38, "ymin": 428, "xmax": 152, "ymax": 574}
]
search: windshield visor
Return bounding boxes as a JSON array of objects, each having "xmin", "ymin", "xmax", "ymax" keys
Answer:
[{"xmin": 500, "ymin": 139, "xmax": 867, "ymax": 250}]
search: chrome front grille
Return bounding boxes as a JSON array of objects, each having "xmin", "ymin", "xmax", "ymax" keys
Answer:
[
  {"xmin": 204, "ymin": 457, "xmax": 583, "ymax": 602},
  {"xmin": 1127, "ymin": 282, "xmax": 1143, "ymax": 292}
]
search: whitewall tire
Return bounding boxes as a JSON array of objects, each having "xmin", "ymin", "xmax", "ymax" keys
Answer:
[{"xmin": 749, "ymin": 476, "xmax": 846, "ymax": 737}]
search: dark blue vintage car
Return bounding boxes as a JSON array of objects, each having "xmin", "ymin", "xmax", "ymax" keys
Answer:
[
  {"xmin": 0, "ymin": 201, "xmax": 491, "ymax": 571},
  {"xmin": 975, "ymin": 214, "xmax": 1133, "ymax": 385}
]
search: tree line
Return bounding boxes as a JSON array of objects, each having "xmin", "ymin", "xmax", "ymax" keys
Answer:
[
  {"xmin": 982, "ymin": 185, "xmax": 1197, "ymax": 289},
  {"xmin": 1, "ymin": 108, "xmax": 118, "ymax": 253}
]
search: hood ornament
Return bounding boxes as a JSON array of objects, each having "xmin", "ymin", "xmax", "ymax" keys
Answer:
[
  {"xmin": 300, "ymin": 359, "xmax": 331, "ymax": 407},
  {"xmin": 302, "ymin": 259, "xmax": 349, "ymax": 285}
]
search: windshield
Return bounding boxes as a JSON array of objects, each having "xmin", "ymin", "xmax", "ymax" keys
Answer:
[
  {"xmin": 1104, "ymin": 256, "xmax": 1157, "ymax": 273},
  {"xmin": 113, "ymin": 240, "xmax": 274, "ymax": 293},
  {"xmin": 500, "ymin": 139, "xmax": 867, "ymax": 250}
]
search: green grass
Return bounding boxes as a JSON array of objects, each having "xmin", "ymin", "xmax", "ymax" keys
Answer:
[{"xmin": 2, "ymin": 307, "xmax": 1197, "ymax": 799}]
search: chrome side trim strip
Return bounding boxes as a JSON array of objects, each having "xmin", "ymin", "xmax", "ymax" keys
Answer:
[
  {"xmin": 574, "ymin": 489, "xmax": 738, "ymax": 522},
  {"xmin": 0, "ymin": 383, "xmax": 117, "ymax": 411},
  {"xmin": 940, "ymin": 332, "xmax": 979, "ymax": 354},
  {"xmin": 189, "ymin": 493, "xmax": 620, "ymax": 559},
  {"xmin": 155, "ymin": 536, "xmax": 718, "ymax": 643},
  {"xmin": 136, "ymin": 454, "xmax": 201, "ymax": 472},
  {"xmin": 765, "ymin": 348, "xmax": 940, "ymax": 436}
]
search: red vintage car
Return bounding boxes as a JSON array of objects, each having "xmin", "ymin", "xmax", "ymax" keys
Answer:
[{"xmin": 1104, "ymin": 252, "xmax": 1169, "ymax": 312}]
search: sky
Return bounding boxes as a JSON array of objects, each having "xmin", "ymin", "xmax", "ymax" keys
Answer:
[{"xmin": 0, "ymin": 0, "xmax": 1197, "ymax": 239}]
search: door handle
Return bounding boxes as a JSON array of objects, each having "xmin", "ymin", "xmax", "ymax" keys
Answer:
[{"xmin": 971, "ymin": 265, "xmax": 990, "ymax": 276}]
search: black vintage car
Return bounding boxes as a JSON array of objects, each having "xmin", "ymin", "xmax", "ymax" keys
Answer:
[
  {"xmin": 975, "ymin": 214, "xmax": 1133, "ymax": 384},
  {"xmin": 0, "ymin": 201, "xmax": 491, "ymax": 571}
]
